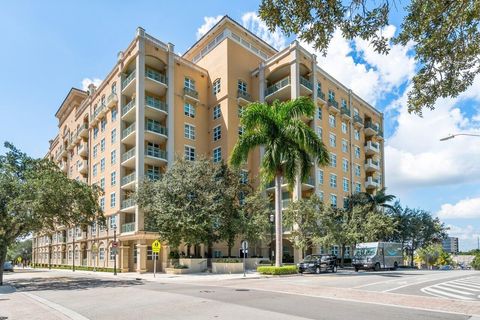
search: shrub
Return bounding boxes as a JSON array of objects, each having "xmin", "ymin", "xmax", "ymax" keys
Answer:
[
  {"xmin": 213, "ymin": 258, "xmax": 241, "ymax": 263},
  {"xmin": 258, "ymin": 260, "xmax": 273, "ymax": 265},
  {"xmin": 257, "ymin": 265, "xmax": 298, "ymax": 275},
  {"xmin": 472, "ymin": 254, "xmax": 480, "ymax": 270},
  {"xmin": 173, "ymin": 264, "xmax": 189, "ymax": 269}
]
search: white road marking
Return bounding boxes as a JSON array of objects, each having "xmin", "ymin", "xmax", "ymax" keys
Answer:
[
  {"xmin": 421, "ymin": 287, "xmax": 474, "ymax": 300},
  {"xmin": 441, "ymin": 283, "xmax": 480, "ymax": 292},
  {"xmin": 421, "ymin": 277, "xmax": 480, "ymax": 301}
]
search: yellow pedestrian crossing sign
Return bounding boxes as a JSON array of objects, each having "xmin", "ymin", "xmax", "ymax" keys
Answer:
[{"xmin": 152, "ymin": 240, "xmax": 161, "ymax": 253}]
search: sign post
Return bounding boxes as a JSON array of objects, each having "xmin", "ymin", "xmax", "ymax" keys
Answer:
[
  {"xmin": 241, "ymin": 240, "xmax": 248, "ymax": 277},
  {"xmin": 152, "ymin": 240, "xmax": 161, "ymax": 278}
]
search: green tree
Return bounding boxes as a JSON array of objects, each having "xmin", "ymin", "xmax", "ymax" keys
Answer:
[
  {"xmin": 346, "ymin": 188, "xmax": 396, "ymax": 212},
  {"xmin": 6, "ymin": 239, "xmax": 32, "ymax": 263},
  {"xmin": 0, "ymin": 143, "xmax": 102, "ymax": 285},
  {"xmin": 283, "ymin": 195, "xmax": 324, "ymax": 259},
  {"xmin": 241, "ymin": 192, "xmax": 271, "ymax": 257},
  {"xmin": 258, "ymin": 0, "xmax": 480, "ymax": 115},
  {"xmin": 415, "ymin": 244, "xmax": 451, "ymax": 269},
  {"xmin": 471, "ymin": 254, "xmax": 480, "ymax": 270},
  {"xmin": 230, "ymin": 97, "xmax": 329, "ymax": 267}
]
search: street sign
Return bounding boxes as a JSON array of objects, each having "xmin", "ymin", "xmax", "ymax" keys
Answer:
[
  {"xmin": 112, "ymin": 241, "xmax": 118, "ymax": 248},
  {"xmin": 241, "ymin": 240, "xmax": 248, "ymax": 251},
  {"xmin": 241, "ymin": 240, "xmax": 248, "ymax": 278},
  {"xmin": 152, "ymin": 240, "xmax": 161, "ymax": 253}
]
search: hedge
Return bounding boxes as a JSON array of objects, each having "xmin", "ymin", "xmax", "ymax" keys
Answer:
[
  {"xmin": 32, "ymin": 264, "xmax": 120, "ymax": 273},
  {"xmin": 257, "ymin": 265, "xmax": 298, "ymax": 275}
]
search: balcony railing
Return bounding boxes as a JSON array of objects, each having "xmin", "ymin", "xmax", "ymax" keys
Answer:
[
  {"xmin": 265, "ymin": 76, "xmax": 290, "ymax": 97},
  {"xmin": 121, "ymin": 198, "xmax": 135, "ymax": 209},
  {"xmin": 184, "ymin": 87, "xmax": 198, "ymax": 99},
  {"xmin": 341, "ymin": 106, "xmax": 351, "ymax": 117},
  {"xmin": 145, "ymin": 68, "xmax": 167, "ymax": 85},
  {"xmin": 365, "ymin": 121, "xmax": 379, "ymax": 133},
  {"xmin": 328, "ymin": 98, "xmax": 339, "ymax": 109},
  {"xmin": 122, "ymin": 99, "xmax": 136, "ymax": 115},
  {"xmin": 121, "ymin": 147, "xmax": 136, "ymax": 163},
  {"xmin": 300, "ymin": 76, "xmax": 313, "ymax": 90},
  {"xmin": 146, "ymin": 121, "xmax": 167, "ymax": 136},
  {"xmin": 145, "ymin": 173, "xmax": 162, "ymax": 181},
  {"xmin": 121, "ymin": 172, "xmax": 135, "ymax": 186},
  {"xmin": 121, "ymin": 222, "xmax": 136, "ymax": 233},
  {"xmin": 354, "ymin": 114, "xmax": 364, "ymax": 125},
  {"xmin": 122, "ymin": 71, "xmax": 135, "ymax": 89},
  {"xmin": 317, "ymin": 89, "xmax": 326, "ymax": 101},
  {"xmin": 122, "ymin": 122, "xmax": 135, "ymax": 139},
  {"xmin": 93, "ymin": 103, "xmax": 106, "ymax": 119},
  {"xmin": 365, "ymin": 159, "xmax": 380, "ymax": 167},
  {"xmin": 106, "ymin": 92, "xmax": 118, "ymax": 106},
  {"xmin": 145, "ymin": 147, "xmax": 167, "ymax": 160},
  {"xmin": 237, "ymin": 90, "xmax": 252, "ymax": 101},
  {"xmin": 145, "ymin": 96, "xmax": 167, "ymax": 113}
]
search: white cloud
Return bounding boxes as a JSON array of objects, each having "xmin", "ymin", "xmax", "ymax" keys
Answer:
[
  {"xmin": 437, "ymin": 198, "xmax": 480, "ymax": 219},
  {"xmin": 196, "ymin": 15, "xmax": 223, "ymax": 40},
  {"xmin": 81, "ymin": 78, "xmax": 102, "ymax": 91},
  {"xmin": 241, "ymin": 12, "xmax": 286, "ymax": 50}
]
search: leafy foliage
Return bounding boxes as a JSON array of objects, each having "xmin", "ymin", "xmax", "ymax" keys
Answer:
[
  {"xmin": 258, "ymin": 0, "xmax": 480, "ymax": 115},
  {"xmin": 257, "ymin": 265, "xmax": 298, "ymax": 275},
  {"xmin": 415, "ymin": 244, "xmax": 453, "ymax": 268},
  {"xmin": 6, "ymin": 239, "xmax": 32, "ymax": 262}
]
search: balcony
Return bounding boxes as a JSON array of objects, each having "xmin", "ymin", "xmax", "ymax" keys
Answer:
[
  {"xmin": 353, "ymin": 115, "xmax": 364, "ymax": 128},
  {"xmin": 265, "ymin": 76, "xmax": 290, "ymax": 102},
  {"xmin": 121, "ymin": 222, "xmax": 136, "ymax": 234},
  {"xmin": 60, "ymin": 161, "xmax": 67, "ymax": 172},
  {"xmin": 121, "ymin": 71, "xmax": 136, "ymax": 96},
  {"xmin": 183, "ymin": 87, "xmax": 199, "ymax": 102},
  {"xmin": 93, "ymin": 103, "xmax": 106, "ymax": 121},
  {"xmin": 145, "ymin": 172, "xmax": 162, "ymax": 181},
  {"xmin": 317, "ymin": 88, "xmax": 326, "ymax": 103},
  {"xmin": 365, "ymin": 158, "xmax": 380, "ymax": 172},
  {"xmin": 341, "ymin": 106, "xmax": 351, "ymax": 119},
  {"xmin": 237, "ymin": 90, "xmax": 252, "ymax": 105},
  {"xmin": 78, "ymin": 143, "xmax": 88, "ymax": 157},
  {"xmin": 365, "ymin": 176, "xmax": 381, "ymax": 189},
  {"xmin": 327, "ymin": 98, "xmax": 339, "ymax": 113},
  {"xmin": 120, "ymin": 198, "xmax": 135, "ymax": 213},
  {"xmin": 365, "ymin": 122, "xmax": 380, "ymax": 137},
  {"xmin": 121, "ymin": 172, "xmax": 136, "ymax": 190},
  {"xmin": 106, "ymin": 92, "xmax": 118, "ymax": 109},
  {"xmin": 78, "ymin": 160, "xmax": 88, "ymax": 174},
  {"xmin": 121, "ymin": 147, "xmax": 136, "ymax": 168},
  {"xmin": 145, "ymin": 147, "xmax": 168, "ymax": 166},
  {"xmin": 122, "ymin": 99, "xmax": 136, "ymax": 122},
  {"xmin": 145, "ymin": 121, "xmax": 167, "ymax": 142},
  {"xmin": 300, "ymin": 76, "xmax": 313, "ymax": 96},
  {"xmin": 121, "ymin": 122, "xmax": 136, "ymax": 145},
  {"xmin": 145, "ymin": 96, "xmax": 167, "ymax": 119},
  {"xmin": 364, "ymin": 141, "xmax": 380, "ymax": 155},
  {"xmin": 145, "ymin": 68, "xmax": 167, "ymax": 96}
]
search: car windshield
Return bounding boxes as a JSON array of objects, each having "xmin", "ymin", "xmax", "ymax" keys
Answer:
[
  {"xmin": 354, "ymin": 247, "xmax": 376, "ymax": 257},
  {"xmin": 302, "ymin": 255, "xmax": 312, "ymax": 262},
  {"xmin": 320, "ymin": 256, "xmax": 331, "ymax": 261}
]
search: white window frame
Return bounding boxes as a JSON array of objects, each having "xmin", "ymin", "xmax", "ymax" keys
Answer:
[
  {"xmin": 184, "ymin": 123, "xmax": 196, "ymax": 140},
  {"xmin": 329, "ymin": 174, "xmax": 337, "ymax": 188},
  {"xmin": 213, "ymin": 147, "xmax": 222, "ymax": 163},
  {"xmin": 184, "ymin": 145, "xmax": 195, "ymax": 161},
  {"xmin": 213, "ymin": 125, "xmax": 222, "ymax": 141},
  {"xmin": 213, "ymin": 105, "xmax": 221, "ymax": 119},
  {"xmin": 184, "ymin": 103, "xmax": 195, "ymax": 118}
]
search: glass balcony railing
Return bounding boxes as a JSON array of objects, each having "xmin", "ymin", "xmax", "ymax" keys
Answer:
[
  {"xmin": 121, "ymin": 198, "xmax": 135, "ymax": 209},
  {"xmin": 145, "ymin": 96, "xmax": 167, "ymax": 113},
  {"xmin": 121, "ymin": 172, "xmax": 135, "ymax": 186},
  {"xmin": 341, "ymin": 106, "xmax": 351, "ymax": 117},
  {"xmin": 265, "ymin": 76, "xmax": 290, "ymax": 97},
  {"xmin": 122, "ymin": 71, "xmax": 135, "ymax": 89},
  {"xmin": 184, "ymin": 87, "xmax": 198, "ymax": 99},
  {"xmin": 122, "ymin": 99, "xmax": 136, "ymax": 115},
  {"xmin": 146, "ymin": 121, "xmax": 167, "ymax": 136},
  {"xmin": 121, "ymin": 147, "xmax": 136, "ymax": 163},
  {"xmin": 365, "ymin": 159, "xmax": 380, "ymax": 167},
  {"xmin": 317, "ymin": 89, "xmax": 326, "ymax": 101},
  {"xmin": 145, "ymin": 147, "xmax": 167, "ymax": 160},
  {"xmin": 121, "ymin": 222, "xmax": 135, "ymax": 233},
  {"xmin": 145, "ymin": 68, "xmax": 167, "ymax": 85},
  {"xmin": 237, "ymin": 90, "xmax": 252, "ymax": 101},
  {"xmin": 93, "ymin": 103, "xmax": 106, "ymax": 119},
  {"xmin": 122, "ymin": 122, "xmax": 135, "ymax": 139},
  {"xmin": 300, "ymin": 76, "xmax": 313, "ymax": 90},
  {"xmin": 145, "ymin": 173, "xmax": 162, "ymax": 181}
]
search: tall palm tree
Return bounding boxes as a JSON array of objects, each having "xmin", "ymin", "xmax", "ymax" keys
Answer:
[
  {"xmin": 347, "ymin": 187, "xmax": 395, "ymax": 212},
  {"xmin": 230, "ymin": 97, "xmax": 329, "ymax": 267}
]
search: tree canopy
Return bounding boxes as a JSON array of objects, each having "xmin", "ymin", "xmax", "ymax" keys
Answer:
[{"xmin": 258, "ymin": 0, "xmax": 480, "ymax": 115}]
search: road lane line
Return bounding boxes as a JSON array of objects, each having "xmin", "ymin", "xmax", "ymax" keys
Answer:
[
  {"xmin": 431, "ymin": 285, "xmax": 474, "ymax": 295},
  {"xmin": 450, "ymin": 281, "xmax": 480, "ymax": 289},
  {"xmin": 421, "ymin": 287, "xmax": 474, "ymax": 300},
  {"xmin": 441, "ymin": 283, "xmax": 480, "ymax": 292},
  {"xmin": 22, "ymin": 292, "xmax": 90, "ymax": 320}
]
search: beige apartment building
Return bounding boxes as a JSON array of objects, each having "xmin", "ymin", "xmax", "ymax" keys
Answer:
[{"xmin": 32, "ymin": 16, "xmax": 385, "ymax": 272}]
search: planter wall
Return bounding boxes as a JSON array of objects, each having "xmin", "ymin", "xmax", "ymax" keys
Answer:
[
  {"xmin": 165, "ymin": 268, "xmax": 190, "ymax": 275},
  {"xmin": 179, "ymin": 258, "xmax": 207, "ymax": 273},
  {"xmin": 212, "ymin": 262, "xmax": 243, "ymax": 274},
  {"xmin": 245, "ymin": 258, "xmax": 269, "ymax": 270}
]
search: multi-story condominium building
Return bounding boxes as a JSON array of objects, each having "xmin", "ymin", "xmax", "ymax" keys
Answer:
[
  {"xmin": 442, "ymin": 237, "xmax": 459, "ymax": 254},
  {"xmin": 32, "ymin": 16, "xmax": 384, "ymax": 272}
]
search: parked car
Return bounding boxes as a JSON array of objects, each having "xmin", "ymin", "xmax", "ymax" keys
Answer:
[
  {"xmin": 3, "ymin": 261, "xmax": 14, "ymax": 272},
  {"xmin": 298, "ymin": 254, "xmax": 337, "ymax": 274},
  {"xmin": 440, "ymin": 265, "xmax": 453, "ymax": 270}
]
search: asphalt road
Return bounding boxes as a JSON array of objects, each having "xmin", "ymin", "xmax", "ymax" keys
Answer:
[{"xmin": 1, "ymin": 269, "xmax": 479, "ymax": 320}]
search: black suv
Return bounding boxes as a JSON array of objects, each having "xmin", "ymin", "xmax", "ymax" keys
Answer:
[{"xmin": 298, "ymin": 254, "xmax": 337, "ymax": 274}]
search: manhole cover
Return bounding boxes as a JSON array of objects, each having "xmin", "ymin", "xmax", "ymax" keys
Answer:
[
  {"xmin": 235, "ymin": 289, "xmax": 250, "ymax": 292},
  {"xmin": 200, "ymin": 290, "xmax": 214, "ymax": 293}
]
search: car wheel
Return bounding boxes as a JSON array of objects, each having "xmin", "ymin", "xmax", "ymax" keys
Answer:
[
  {"xmin": 374, "ymin": 263, "xmax": 380, "ymax": 271},
  {"xmin": 393, "ymin": 262, "xmax": 398, "ymax": 271},
  {"xmin": 299, "ymin": 270, "xmax": 303, "ymax": 274},
  {"xmin": 354, "ymin": 267, "xmax": 359, "ymax": 272},
  {"xmin": 316, "ymin": 267, "xmax": 321, "ymax": 274},
  {"xmin": 332, "ymin": 265, "xmax": 337, "ymax": 273}
]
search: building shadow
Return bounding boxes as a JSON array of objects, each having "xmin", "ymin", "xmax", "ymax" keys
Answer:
[{"xmin": 7, "ymin": 277, "xmax": 144, "ymax": 292}]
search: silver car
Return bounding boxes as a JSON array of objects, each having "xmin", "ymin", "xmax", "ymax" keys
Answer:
[{"xmin": 3, "ymin": 261, "xmax": 14, "ymax": 272}]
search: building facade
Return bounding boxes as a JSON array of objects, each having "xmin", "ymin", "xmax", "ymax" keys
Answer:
[
  {"xmin": 32, "ymin": 16, "xmax": 385, "ymax": 272},
  {"xmin": 442, "ymin": 237, "xmax": 459, "ymax": 254}
]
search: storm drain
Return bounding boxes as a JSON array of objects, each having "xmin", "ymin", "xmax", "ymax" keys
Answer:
[{"xmin": 235, "ymin": 289, "xmax": 250, "ymax": 292}]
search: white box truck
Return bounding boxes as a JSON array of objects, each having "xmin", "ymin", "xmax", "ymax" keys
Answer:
[{"xmin": 352, "ymin": 242, "xmax": 403, "ymax": 272}]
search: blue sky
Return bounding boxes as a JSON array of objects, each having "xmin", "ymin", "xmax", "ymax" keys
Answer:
[{"xmin": 1, "ymin": 1, "xmax": 480, "ymax": 250}]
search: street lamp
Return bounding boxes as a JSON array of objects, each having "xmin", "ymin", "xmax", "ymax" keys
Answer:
[
  {"xmin": 440, "ymin": 133, "xmax": 480, "ymax": 141},
  {"xmin": 269, "ymin": 213, "xmax": 274, "ymax": 266},
  {"xmin": 72, "ymin": 226, "xmax": 76, "ymax": 272}
]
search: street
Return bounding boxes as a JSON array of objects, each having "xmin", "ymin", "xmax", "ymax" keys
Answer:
[{"xmin": 1, "ymin": 269, "xmax": 480, "ymax": 320}]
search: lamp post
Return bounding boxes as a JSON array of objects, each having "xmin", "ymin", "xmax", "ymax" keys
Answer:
[
  {"xmin": 269, "ymin": 213, "xmax": 274, "ymax": 266},
  {"xmin": 72, "ymin": 226, "xmax": 76, "ymax": 272},
  {"xmin": 440, "ymin": 133, "xmax": 480, "ymax": 141},
  {"xmin": 113, "ymin": 224, "xmax": 117, "ymax": 276}
]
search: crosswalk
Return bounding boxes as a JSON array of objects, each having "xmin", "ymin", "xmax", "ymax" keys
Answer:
[{"xmin": 421, "ymin": 276, "xmax": 480, "ymax": 300}]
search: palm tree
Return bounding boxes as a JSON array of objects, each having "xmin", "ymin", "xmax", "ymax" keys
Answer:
[
  {"xmin": 230, "ymin": 97, "xmax": 329, "ymax": 267},
  {"xmin": 347, "ymin": 187, "xmax": 395, "ymax": 212}
]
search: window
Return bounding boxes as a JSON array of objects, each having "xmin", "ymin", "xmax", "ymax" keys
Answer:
[
  {"xmin": 184, "ymin": 146, "xmax": 195, "ymax": 161},
  {"xmin": 330, "ymin": 194, "xmax": 337, "ymax": 208},
  {"xmin": 101, "ymin": 95, "xmax": 106, "ymax": 106},
  {"xmin": 355, "ymin": 164, "xmax": 361, "ymax": 177},
  {"xmin": 101, "ymin": 119, "xmax": 107, "ymax": 132},
  {"xmin": 100, "ymin": 158, "xmax": 105, "ymax": 172},
  {"xmin": 317, "ymin": 107, "xmax": 322, "ymax": 120},
  {"xmin": 93, "ymin": 164, "xmax": 98, "ymax": 177},
  {"xmin": 355, "ymin": 182, "xmax": 361, "ymax": 193},
  {"xmin": 93, "ymin": 126, "xmax": 99, "ymax": 139},
  {"xmin": 100, "ymin": 197, "xmax": 105, "ymax": 211},
  {"xmin": 238, "ymin": 126, "xmax": 244, "ymax": 136},
  {"xmin": 184, "ymin": 77, "xmax": 195, "ymax": 90},
  {"xmin": 213, "ymin": 78, "xmax": 221, "ymax": 94},
  {"xmin": 342, "ymin": 139, "xmax": 348, "ymax": 153},
  {"xmin": 213, "ymin": 147, "xmax": 222, "ymax": 163},
  {"xmin": 342, "ymin": 159, "xmax": 349, "ymax": 173},
  {"xmin": 328, "ymin": 90, "xmax": 335, "ymax": 101},
  {"xmin": 184, "ymin": 103, "xmax": 196, "ymax": 118},
  {"xmin": 213, "ymin": 125, "xmax": 221, "ymax": 141},
  {"xmin": 329, "ymin": 114, "xmax": 336, "ymax": 128},
  {"xmin": 110, "ymin": 193, "xmax": 116, "ymax": 208},
  {"xmin": 101, "ymin": 138, "xmax": 105, "ymax": 152},
  {"xmin": 111, "ymin": 129, "xmax": 116, "ymax": 144},
  {"xmin": 353, "ymin": 108, "xmax": 359, "ymax": 117},
  {"xmin": 109, "ymin": 215, "xmax": 117, "ymax": 229},
  {"xmin": 111, "ymin": 171, "xmax": 116, "ymax": 186},
  {"xmin": 213, "ymin": 105, "xmax": 221, "ymax": 119},
  {"xmin": 341, "ymin": 122, "xmax": 347, "ymax": 134},
  {"xmin": 316, "ymin": 190, "xmax": 324, "ymax": 201},
  {"xmin": 184, "ymin": 124, "xmax": 196, "ymax": 140},
  {"xmin": 99, "ymin": 248, "xmax": 105, "ymax": 260},
  {"xmin": 316, "ymin": 127, "xmax": 323, "ymax": 140},
  {"xmin": 100, "ymin": 178, "xmax": 105, "ymax": 191},
  {"xmin": 344, "ymin": 198, "xmax": 350, "ymax": 209},
  {"xmin": 341, "ymin": 99, "xmax": 347, "ymax": 109},
  {"xmin": 329, "ymin": 174, "xmax": 337, "ymax": 188},
  {"xmin": 343, "ymin": 178, "xmax": 349, "ymax": 192},
  {"xmin": 111, "ymin": 150, "xmax": 116, "ymax": 165},
  {"xmin": 93, "ymin": 144, "xmax": 98, "ymax": 158},
  {"xmin": 354, "ymin": 146, "xmax": 361, "ymax": 158},
  {"xmin": 111, "ymin": 108, "xmax": 117, "ymax": 122},
  {"xmin": 331, "ymin": 245, "xmax": 339, "ymax": 255},
  {"xmin": 317, "ymin": 169, "xmax": 324, "ymax": 185},
  {"xmin": 238, "ymin": 80, "xmax": 247, "ymax": 93},
  {"xmin": 110, "ymin": 247, "xmax": 116, "ymax": 261},
  {"xmin": 240, "ymin": 170, "xmax": 248, "ymax": 184},
  {"xmin": 329, "ymin": 133, "xmax": 336, "ymax": 147},
  {"xmin": 354, "ymin": 129, "xmax": 360, "ymax": 140},
  {"xmin": 330, "ymin": 153, "xmax": 337, "ymax": 167},
  {"xmin": 238, "ymin": 106, "xmax": 244, "ymax": 118}
]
